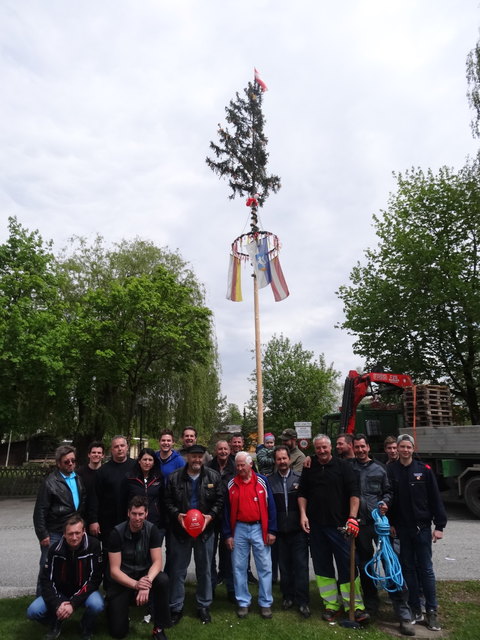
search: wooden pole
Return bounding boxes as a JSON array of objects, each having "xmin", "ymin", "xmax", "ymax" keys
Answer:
[{"xmin": 253, "ymin": 274, "xmax": 264, "ymax": 443}]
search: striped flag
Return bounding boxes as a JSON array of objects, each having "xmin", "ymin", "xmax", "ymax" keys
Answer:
[
  {"xmin": 246, "ymin": 237, "xmax": 272, "ymax": 289},
  {"xmin": 226, "ymin": 254, "xmax": 242, "ymax": 301},
  {"xmin": 254, "ymin": 67, "xmax": 268, "ymax": 91},
  {"xmin": 270, "ymin": 255, "xmax": 289, "ymax": 302}
]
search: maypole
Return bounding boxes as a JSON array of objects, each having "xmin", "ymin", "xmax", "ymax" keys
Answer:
[{"xmin": 207, "ymin": 69, "xmax": 288, "ymax": 445}]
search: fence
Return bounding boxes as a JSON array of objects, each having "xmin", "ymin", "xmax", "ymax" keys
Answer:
[{"xmin": 0, "ymin": 466, "xmax": 52, "ymax": 496}]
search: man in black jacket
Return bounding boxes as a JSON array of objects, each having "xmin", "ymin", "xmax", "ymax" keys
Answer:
[
  {"xmin": 27, "ymin": 515, "xmax": 104, "ymax": 640},
  {"xmin": 268, "ymin": 446, "xmax": 310, "ymax": 618},
  {"xmin": 33, "ymin": 445, "xmax": 86, "ymax": 596},
  {"xmin": 387, "ymin": 434, "xmax": 447, "ymax": 632},
  {"xmin": 164, "ymin": 444, "xmax": 223, "ymax": 625}
]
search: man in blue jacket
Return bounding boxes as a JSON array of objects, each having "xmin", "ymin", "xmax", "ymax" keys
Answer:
[{"xmin": 387, "ymin": 434, "xmax": 447, "ymax": 632}]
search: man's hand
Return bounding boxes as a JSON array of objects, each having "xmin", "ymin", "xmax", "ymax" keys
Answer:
[
  {"xmin": 432, "ymin": 529, "xmax": 443, "ymax": 543},
  {"xmin": 266, "ymin": 533, "xmax": 276, "ymax": 546},
  {"xmin": 178, "ymin": 513, "xmax": 186, "ymax": 530},
  {"xmin": 225, "ymin": 536, "xmax": 234, "ymax": 551},
  {"xmin": 202, "ymin": 514, "xmax": 213, "ymax": 532},
  {"xmin": 136, "ymin": 575, "xmax": 152, "ymax": 591},
  {"xmin": 378, "ymin": 501, "xmax": 388, "ymax": 516},
  {"xmin": 40, "ymin": 536, "xmax": 50, "ymax": 547},
  {"xmin": 390, "ymin": 525, "xmax": 397, "ymax": 538},
  {"xmin": 89, "ymin": 523, "xmax": 101, "ymax": 537},
  {"xmin": 300, "ymin": 515, "xmax": 310, "ymax": 534},
  {"xmin": 136, "ymin": 588, "xmax": 150, "ymax": 606},
  {"xmin": 345, "ymin": 517, "xmax": 359, "ymax": 537},
  {"xmin": 303, "ymin": 456, "xmax": 311, "ymax": 469},
  {"xmin": 56, "ymin": 602, "xmax": 74, "ymax": 620}
]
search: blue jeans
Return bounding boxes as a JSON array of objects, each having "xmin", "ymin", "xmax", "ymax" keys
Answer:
[
  {"xmin": 36, "ymin": 532, "xmax": 62, "ymax": 597},
  {"xmin": 397, "ymin": 525, "xmax": 437, "ymax": 611},
  {"xmin": 27, "ymin": 591, "xmax": 104, "ymax": 632},
  {"xmin": 232, "ymin": 522, "xmax": 272, "ymax": 608},
  {"xmin": 169, "ymin": 532, "xmax": 214, "ymax": 611}
]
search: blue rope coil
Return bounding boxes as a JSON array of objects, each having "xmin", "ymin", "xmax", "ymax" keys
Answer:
[{"xmin": 364, "ymin": 507, "xmax": 404, "ymax": 592}]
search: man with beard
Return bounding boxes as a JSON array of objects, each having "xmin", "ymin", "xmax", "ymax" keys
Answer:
[{"xmin": 164, "ymin": 444, "xmax": 223, "ymax": 625}]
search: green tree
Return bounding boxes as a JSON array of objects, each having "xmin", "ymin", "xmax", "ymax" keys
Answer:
[
  {"xmin": 247, "ymin": 334, "xmax": 340, "ymax": 433},
  {"xmin": 466, "ymin": 38, "xmax": 480, "ymax": 138},
  {"xmin": 337, "ymin": 164, "xmax": 480, "ymax": 424},
  {"xmin": 58, "ymin": 236, "xmax": 218, "ymax": 449},
  {"xmin": 0, "ymin": 218, "xmax": 69, "ymax": 441},
  {"xmin": 206, "ymin": 80, "xmax": 281, "ymax": 213}
]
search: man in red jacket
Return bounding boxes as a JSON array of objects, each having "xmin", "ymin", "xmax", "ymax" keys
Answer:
[{"xmin": 223, "ymin": 452, "xmax": 277, "ymax": 620}]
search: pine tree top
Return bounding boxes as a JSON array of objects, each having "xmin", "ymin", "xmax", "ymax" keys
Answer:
[{"xmin": 206, "ymin": 81, "xmax": 281, "ymax": 207}]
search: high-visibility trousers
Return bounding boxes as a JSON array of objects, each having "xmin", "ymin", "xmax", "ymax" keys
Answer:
[{"xmin": 339, "ymin": 576, "xmax": 365, "ymax": 612}]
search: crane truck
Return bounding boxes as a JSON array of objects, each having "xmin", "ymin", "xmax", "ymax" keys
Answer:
[{"xmin": 322, "ymin": 370, "xmax": 480, "ymax": 518}]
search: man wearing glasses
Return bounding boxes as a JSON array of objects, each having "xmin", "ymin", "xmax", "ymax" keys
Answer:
[{"xmin": 33, "ymin": 445, "xmax": 86, "ymax": 596}]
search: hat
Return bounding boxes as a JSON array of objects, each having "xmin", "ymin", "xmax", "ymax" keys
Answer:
[
  {"xmin": 279, "ymin": 428, "xmax": 298, "ymax": 441},
  {"xmin": 186, "ymin": 444, "xmax": 206, "ymax": 454},
  {"xmin": 264, "ymin": 433, "xmax": 275, "ymax": 443},
  {"xmin": 397, "ymin": 434, "xmax": 415, "ymax": 446}
]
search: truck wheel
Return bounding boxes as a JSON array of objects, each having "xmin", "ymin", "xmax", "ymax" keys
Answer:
[{"xmin": 464, "ymin": 476, "xmax": 480, "ymax": 518}]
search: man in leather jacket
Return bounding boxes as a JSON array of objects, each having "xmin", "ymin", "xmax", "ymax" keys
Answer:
[
  {"xmin": 164, "ymin": 444, "xmax": 223, "ymax": 625},
  {"xmin": 33, "ymin": 445, "xmax": 86, "ymax": 596}
]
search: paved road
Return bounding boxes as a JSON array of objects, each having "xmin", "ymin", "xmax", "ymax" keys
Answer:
[{"xmin": 0, "ymin": 497, "xmax": 478, "ymax": 598}]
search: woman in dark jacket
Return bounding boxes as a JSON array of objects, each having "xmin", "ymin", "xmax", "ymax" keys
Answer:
[{"xmin": 123, "ymin": 448, "xmax": 164, "ymax": 531}]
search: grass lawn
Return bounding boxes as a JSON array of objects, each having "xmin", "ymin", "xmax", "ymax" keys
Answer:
[{"xmin": 1, "ymin": 581, "xmax": 478, "ymax": 640}]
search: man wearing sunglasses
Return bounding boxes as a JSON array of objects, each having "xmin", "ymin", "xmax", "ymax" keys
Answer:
[{"xmin": 33, "ymin": 445, "xmax": 86, "ymax": 596}]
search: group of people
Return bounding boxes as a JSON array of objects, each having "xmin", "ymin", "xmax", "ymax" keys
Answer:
[{"xmin": 28, "ymin": 425, "xmax": 447, "ymax": 640}]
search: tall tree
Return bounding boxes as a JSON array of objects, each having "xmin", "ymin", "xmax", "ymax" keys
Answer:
[
  {"xmin": 337, "ymin": 164, "xmax": 480, "ymax": 423},
  {"xmin": 58, "ymin": 236, "xmax": 217, "ymax": 448},
  {"xmin": 466, "ymin": 38, "xmax": 480, "ymax": 139},
  {"xmin": 0, "ymin": 218, "xmax": 68, "ymax": 441},
  {"xmin": 247, "ymin": 334, "xmax": 340, "ymax": 433}
]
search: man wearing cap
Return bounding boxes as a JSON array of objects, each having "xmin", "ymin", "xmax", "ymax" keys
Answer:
[
  {"xmin": 256, "ymin": 433, "xmax": 276, "ymax": 475},
  {"xmin": 164, "ymin": 444, "xmax": 224, "ymax": 625},
  {"xmin": 387, "ymin": 434, "xmax": 447, "ymax": 632},
  {"xmin": 278, "ymin": 429, "xmax": 305, "ymax": 473}
]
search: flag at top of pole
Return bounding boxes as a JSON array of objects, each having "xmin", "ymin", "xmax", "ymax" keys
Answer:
[{"xmin": 254, "ymin": 67, "xmax": 268, "ymax": 92}]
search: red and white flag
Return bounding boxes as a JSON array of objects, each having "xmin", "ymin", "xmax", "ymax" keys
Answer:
[
  {"xmin": 254, "ymin": 67, "xmax": 268, "ymax": 91},
  {"xmin": 270, "ymin": 255, "xmax": 289, "ymax": 302}
]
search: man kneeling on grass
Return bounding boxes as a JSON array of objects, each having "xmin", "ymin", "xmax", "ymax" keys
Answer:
[
  {"xmin": 106, "ymin": 495, "xmax": 171, "ymax": 640},
  {"xmin": 26, "ymin": 514, "xmax": 104, "ymax": 640}
]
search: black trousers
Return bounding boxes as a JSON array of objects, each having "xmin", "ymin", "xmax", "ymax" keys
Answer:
[
  {"xmin": 356, "ymin": 523, "xmax": 380, "ymax": 612},
  {"xmin": 106, "ymin": 573, "xmax": 171, "ymax": 638},
  {"xmin": 277, "ymin": 530, "xmax": 310, "ymax": 606}
]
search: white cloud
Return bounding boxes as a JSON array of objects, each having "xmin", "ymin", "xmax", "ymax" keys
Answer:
[{"xmin": 0, "ymin": 0, "xmax": 478, "ymax": 412}]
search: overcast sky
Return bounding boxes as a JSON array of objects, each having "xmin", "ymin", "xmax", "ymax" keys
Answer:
[{"xmin": 1, "ymin": 1, "xmax": 479, "ymax": 413}]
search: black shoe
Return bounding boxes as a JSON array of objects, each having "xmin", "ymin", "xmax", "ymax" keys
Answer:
[
  {"xmin": 354, "ymin": 609, "xmax": 371, "ymax": 624},
  {"xmin": 299, "ymin": 604, "xmax": 311, "ymax": 619},
  {"xmin": 282, "ymin": 599, "xmax": 294, "ymax": 610},
  {"xmin": 227, "ymin": 591, "xmax": 237, "ymax": 604},
  {"xmin": 45, "ymin": 621, "xmax": 62, "ymax": 640},
  {"xmin": 399, "ymin": 620, "xmax": 416, "ymax": 636},
  {"xmin": 247, "ymin": 571, "xmax": 258, "ymax": 584},
  {"xmin": 152, "ymin": 628, "xmax": 168, "ymax": 640},
  {"xmin": 170, "ymin": 609, "xmax": 183, "ymax": 626},
  {"xmin": 197, "ymin": 607, "xmax": 211, "ymax": 624}
]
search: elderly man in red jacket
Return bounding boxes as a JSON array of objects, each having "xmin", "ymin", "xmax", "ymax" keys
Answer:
[{"xmin": 223, "ymin": 451, "xmax": 277, "ymax": 620}]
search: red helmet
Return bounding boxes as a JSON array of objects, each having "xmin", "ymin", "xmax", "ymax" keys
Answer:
[{"xmin": 183, "ymin": 509, "xmax": 205, "ymax": 538}]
